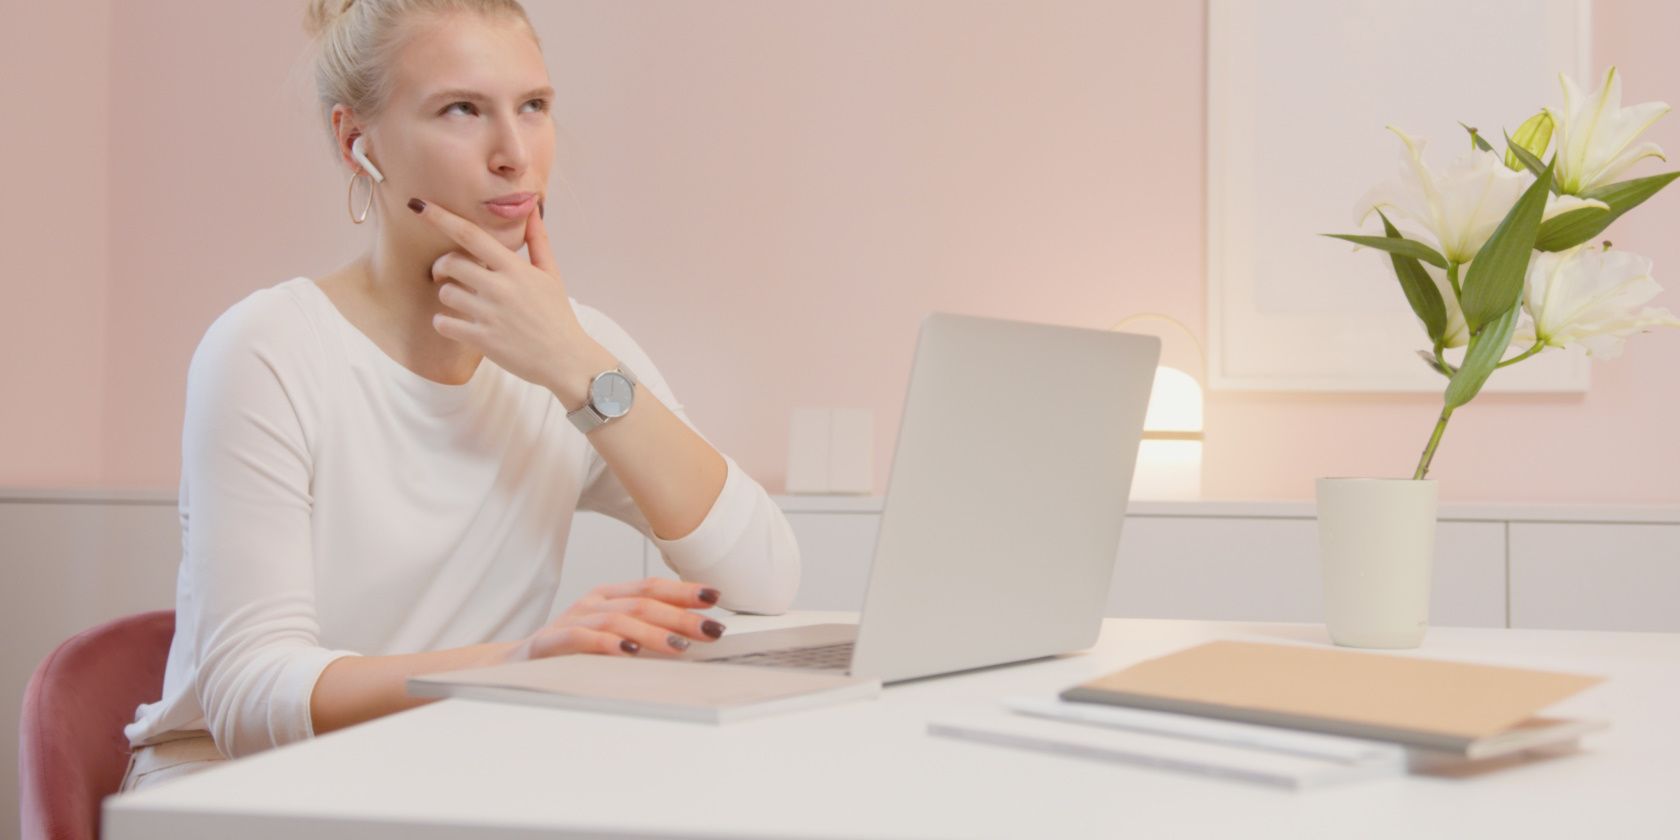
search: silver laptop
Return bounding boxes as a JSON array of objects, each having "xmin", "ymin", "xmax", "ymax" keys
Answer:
[{"xmin": 678, "ymin": 312, "xmax": 1160, "ymax": 683}]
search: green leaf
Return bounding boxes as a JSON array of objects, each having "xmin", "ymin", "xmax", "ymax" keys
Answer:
[
  {"xmin": 1504, "ymin": 112, "xmax": 1554, "ymax": 173},
  {"xmin": 1372, "ymin": 210, "xmax": 1448, "ymax": 345},
  {"xmin": 1461, "ymin": 164, "xmax": 1552, "ymax": 332},
  {"xmin": 1322, "ymin": 233, "xmax": 1450, "ymax": 268},
  {"xmin": 1583, "ymin": 169, "xmax": 1680, "ymax": 204},
  {"xmin": 1460, "ymin": 122, "xmax": 1495, "ymax": 153},
  {"xmin": 1535, "ymin": 206, "xmax": 1613, "ymax": 251},
  {"xmin": 1444, "ymin": 303, "xmax": 1521, "ymax": 408},
  {"xmin": 1535, "ymin": 170, "xmax": 1680, "ymax": 251},
  {"xmin": 1504, "ymin": 132, "xmax": 1559, "ymax": 194}
]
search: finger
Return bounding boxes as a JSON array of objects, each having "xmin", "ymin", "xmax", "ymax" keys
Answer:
[
  {"xmin": 579, "ymin": 612, "xmax": 696, "ymax": 655},
  {"xmin": 435, "ymin": 280, "xmax": 488, "ymax": 321},
  {"xmin": 431, "ymin": 250, "xmax": 499, "ymax": 294},
  {"xmin": 524, "ymin": 197, "xmax": 558, "ymax": 274},
  {"xmin": 595, "ymin": 596, "xmax": 727, "ymax": 641},
  {"xmin": 407, "ymin": 197, "xmax": 518, "ymax": 273},
  {"xmin": 592, "ymin": 577, "xmax": 721, "ymax": 610},
  {"xmin": 432, "ymin": 312, "xmax": 486, "ymax": 345},
  {"xmin": 528, "ymin": 625, "xmax": 639, "ymax": 659}
]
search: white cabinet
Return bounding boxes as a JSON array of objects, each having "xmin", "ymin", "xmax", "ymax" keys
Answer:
[
  {"xmin": 549, "ymin": 512, "xmax": 646, "ymax": 620},
  {"xmin": 632, "ymin": 504, "xmax": 1513, "ymax": 628},
  {"xmin": 620, "ymin": 499, "xmax": 1680, "ymax": 632},
  {"xmin": 777, "ymin": 512, "xmax": 879, "ymax": 611},
  {"xmin": 1509, "ymin": 523, "xmax": 1680, "ymax": 632},
  {"xmin": 1107, "ymin": 517, "xmax": 1507, "ymax": 627}
]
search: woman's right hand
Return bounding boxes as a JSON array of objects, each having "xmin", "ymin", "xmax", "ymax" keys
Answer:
[{"xmin": 503, "ymin": 577, "xmax": 728, "ymax": 662}]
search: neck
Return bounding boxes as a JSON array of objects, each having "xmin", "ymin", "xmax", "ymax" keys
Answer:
[{"xmin": 355, "ymin": 224, "xmax": 483, "ymax": 385}]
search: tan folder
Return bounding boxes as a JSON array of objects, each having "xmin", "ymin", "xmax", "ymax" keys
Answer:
[{"xmin": 1060, "ymin": 640, "xmax": 1605, "ymax": 757}]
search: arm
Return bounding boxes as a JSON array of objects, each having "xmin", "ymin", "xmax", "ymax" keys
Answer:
[
  {"xmin": 178, "ymin": 294, "xmax": 366, "ymax": 757},
  {"xmin": 310, "ymin": 640, "xmax": 516, "ymax": 734},
  {"xmin": 309, "ymin": 327, "xmax": 759, "ymax": 735},
  {"xmin": 312, "ymin": 577, "xmax": 727, "ymax": 735},
  {"xmin": 312, "ymin": 314, "xmax": 770, "ymax": 735},
  {"xmin": 570, "ymin": 308, "xmax": 802, "ymax": 616},
  {"xmin": 407, "ymin": 197, "xmax": 799, "ymax": 614},
  {"xmin": 560, "ymin": 338, "xmax": 729, "ymax": 543},
  {"xmin": 182, "ymin": 295, "xmax": 644, "ymax": 745}
]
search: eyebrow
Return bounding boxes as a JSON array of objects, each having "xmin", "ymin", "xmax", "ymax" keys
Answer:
[{"xmin": 422, "ymin": 85, "xmax": 556, "ymax": 107}]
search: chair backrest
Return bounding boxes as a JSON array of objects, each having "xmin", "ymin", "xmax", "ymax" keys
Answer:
[{"xmin": 18, "ymin": 610, "xmax": 175, "ymax": 840}]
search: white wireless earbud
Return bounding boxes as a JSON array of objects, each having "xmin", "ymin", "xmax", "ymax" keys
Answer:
[{"xmin": 351, "ymin": 135, "xmax": 384, "ymax": 184}]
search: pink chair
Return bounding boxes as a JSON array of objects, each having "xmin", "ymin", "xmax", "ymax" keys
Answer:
[{"xmin": 18, "ymin": 610, "xmax": 175, "ymax": 840}]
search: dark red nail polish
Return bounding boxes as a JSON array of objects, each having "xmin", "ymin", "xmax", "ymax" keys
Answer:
[
  {"xmin": 702, "ymin": 620, "xmax": 725, "ymax": 639},
  {"xmin": 620, "ymin": 639, "xmax": 640, "ymax": 654},
  {"xmin": 537, "ymin": 198, "xmax": 545, "ymax": 219},
  {"xmin": 698, "ymin": 588, "xmax": 720, "ymax": 605},
  {"xmin": 407, "ymin": 198, "xmax": 426, "ymax": 213}
]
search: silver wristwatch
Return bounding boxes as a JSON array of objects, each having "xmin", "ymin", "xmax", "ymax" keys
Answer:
[{"xmin": 567, "ymin": 363, "xmax": 639, "ymax": 434}]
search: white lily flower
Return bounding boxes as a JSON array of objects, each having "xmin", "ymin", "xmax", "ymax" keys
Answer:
[
  {"xmin": 1515, "ymin": 243, "xmax": 1680, "ymax": 358},
  {"xmin": 1356, "ymin": 128, "xmax": 1528, "ymax": 263},
  {"xmin": 1545, "ymin": 67, "xmax": 1671, "ymax": 195},
  {"xmin": 1356, "ymin": 128, "xmax": 1606, "ymax": 264},
  {"xmin": 1544, "ymin": 192, "xmax": 1614, "ymax": 220}
]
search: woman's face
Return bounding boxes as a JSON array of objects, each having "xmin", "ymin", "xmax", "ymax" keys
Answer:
[{"xmin": 358, "ymin": 13, "xmax": 555, "ymax": 255}]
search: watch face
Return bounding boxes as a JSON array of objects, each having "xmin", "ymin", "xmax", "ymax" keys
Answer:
[{"xmin": 590, "ymin": 371, "xmax": 635, "ymax": 418}]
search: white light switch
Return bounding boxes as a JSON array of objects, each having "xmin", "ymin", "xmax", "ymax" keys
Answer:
[
  {"xmin": 785, "ymin": 408, "xmax": 832, "ymax": 494},
  {"xmin": 785, "ymin": 408, "xmax": 875, "ymax": 494},
  {"xmin": 827, "ymin": 409, "xmax": 873, "ymax": 494}
]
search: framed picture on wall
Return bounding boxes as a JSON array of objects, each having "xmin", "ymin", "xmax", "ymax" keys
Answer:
[{"xmin": 1205, "ymin": 0, "xmax": 1593, "ymax": 392}]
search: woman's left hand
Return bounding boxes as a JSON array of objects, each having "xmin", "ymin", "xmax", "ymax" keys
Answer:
[{"xmin": 408, "ymin": 196, "xmax": 617, "ymax": 410}]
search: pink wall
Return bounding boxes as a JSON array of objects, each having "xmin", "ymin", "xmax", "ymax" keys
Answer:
[
  {"xmin": 4, "ymin": 0, "xmax": 1678, "ymax": 504},
  {"xmin": 1, "ymin": 0, "xmax": 111, "ymax": 485}
]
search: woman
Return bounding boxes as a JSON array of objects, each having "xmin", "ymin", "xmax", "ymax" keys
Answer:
[{"xmin": 118, "ymin": 0, "xmax": 801, "ymax": 792}]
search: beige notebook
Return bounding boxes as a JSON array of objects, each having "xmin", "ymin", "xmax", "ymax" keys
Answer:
[
  {"xmin": 408, "ymin": 655, "xmax": 880, "ymax": 724},
  {"xmin": 1060, "ymin": 641, "xmax": 1606, "ymax": 758}
]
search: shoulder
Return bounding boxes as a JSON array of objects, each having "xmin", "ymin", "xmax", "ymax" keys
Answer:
[
  {"xmin": 189, "ymin": 278, "xmax": 328, "ymax": 385},
  {"xmin": 196, "ymin": 279, "xmax": 321, "ymax": 357}
]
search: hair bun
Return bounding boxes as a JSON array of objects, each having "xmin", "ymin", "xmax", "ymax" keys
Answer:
[{"xmin": 302, "ymin": 0, "xmax": 356, "ymax": 39}]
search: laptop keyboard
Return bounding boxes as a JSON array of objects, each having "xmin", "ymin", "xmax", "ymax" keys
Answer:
[{"xmin": 706, "ymin": 641, "xmax": 854, "ymax": 671}]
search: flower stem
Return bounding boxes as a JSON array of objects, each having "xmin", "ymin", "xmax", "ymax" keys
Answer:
[
  {"xmin": 1432, "ymin": 340, "xmax": 1457, "ymax": 377},
  {"xmin": 1496, "ymin": 341, "xmax": 1545, "ymax": 369},
  {"xmin": 1413, "ymin": 405, "xmax": 1455, "ymax": 480},
  {"xmin": 1447, "ymin": 262, "xmax": 1462, "ymax": 299}
]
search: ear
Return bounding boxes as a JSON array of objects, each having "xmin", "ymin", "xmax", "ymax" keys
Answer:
[{"xmin": 330, "ymin": 105, "xmax": 373, "ymax": 177}]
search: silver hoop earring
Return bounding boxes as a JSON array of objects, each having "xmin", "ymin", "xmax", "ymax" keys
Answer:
[{"xmin": 348, "ymin": 171, "xmax": 375, "ymax": 224}]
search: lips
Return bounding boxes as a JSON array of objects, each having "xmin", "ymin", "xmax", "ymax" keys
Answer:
[{"xmin": 483, "ymin": 192, "xmax": 538, "ymax": 220}]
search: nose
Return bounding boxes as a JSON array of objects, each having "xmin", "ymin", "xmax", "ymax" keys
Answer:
[{"xmin": 487, "ymin": 112, "xmax": 530, "ymax": 178}]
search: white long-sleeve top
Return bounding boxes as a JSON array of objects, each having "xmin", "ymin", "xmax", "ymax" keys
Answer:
[{"xmin": 124, "ymin": 276, "xmax": 801, "ymax": 758}]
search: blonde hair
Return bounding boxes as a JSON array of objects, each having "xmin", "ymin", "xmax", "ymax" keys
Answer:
[{"xmin": 301, "ymin": 0, "xmax": 539, "ymax": 147}]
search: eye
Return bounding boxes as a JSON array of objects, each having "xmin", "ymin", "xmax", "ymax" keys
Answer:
[
  {"xmin": 524, "ymin": 98, "xmax": 550, "ymax": 113},
  {"xmin": 442, "ymin": 101, "xmax": 477, "ymax": 116}
]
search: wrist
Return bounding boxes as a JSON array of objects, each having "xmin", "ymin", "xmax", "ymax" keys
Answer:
[
  {"xmin": 550, "ymin": 341, "xmax": 621, "ymax": 411},
  {"xmin": 490, "ymin": 638, "xmax": 529, "ymax": 666}
]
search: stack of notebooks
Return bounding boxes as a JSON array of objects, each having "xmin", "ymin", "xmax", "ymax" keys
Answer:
[{"xmin": 928, "ymin": 640, "xmax": 1607, "ymax": 790}]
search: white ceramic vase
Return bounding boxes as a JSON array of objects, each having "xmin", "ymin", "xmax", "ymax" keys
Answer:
[{"xmin": 1315, "ymin": 478, "xmax": 1437, "ymax": 649}]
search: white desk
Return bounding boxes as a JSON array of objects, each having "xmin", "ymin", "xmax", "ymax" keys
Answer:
[{"xmin": 104, "ymin": 613, "xmax": 1679, "ymax": 839}]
